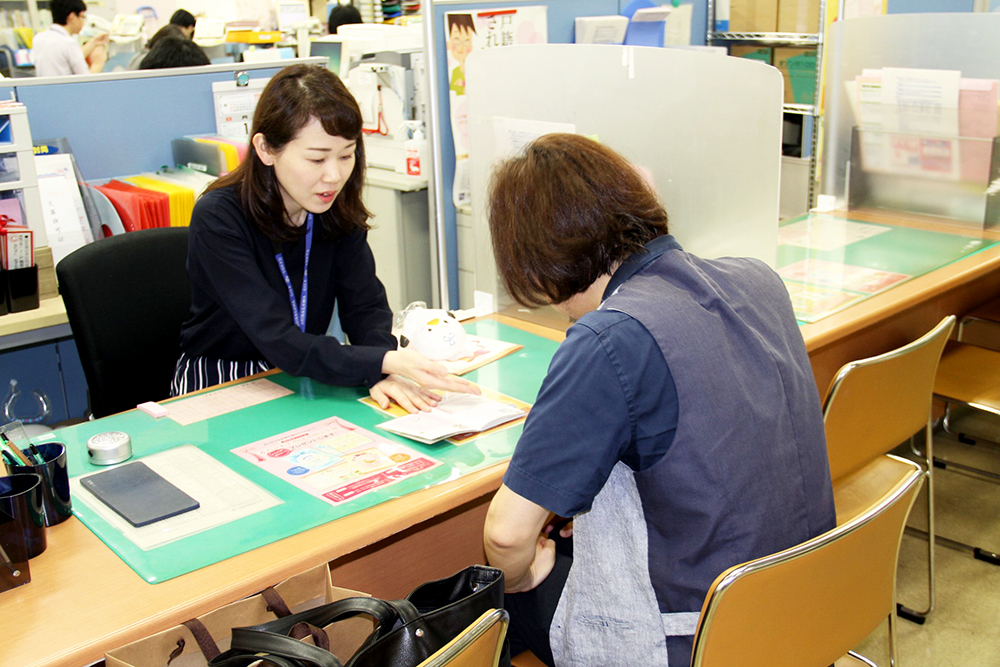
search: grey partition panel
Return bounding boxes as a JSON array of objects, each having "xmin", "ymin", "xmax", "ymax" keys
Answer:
[
  {"xmin": 821, "ymin": 13, "xmax": 1000, "ymax": 205},
  {"xmin": 466, "ymin": 44, "xmax": 783, "ymax": 308},
  {"xmin": 6, "ymin": 61, "xmax": 323, "ymax": 181}
]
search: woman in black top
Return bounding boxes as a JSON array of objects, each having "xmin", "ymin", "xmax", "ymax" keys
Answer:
[{"xmin": 173, "ymin": 64, "xmax": 473, "ymax": 412}]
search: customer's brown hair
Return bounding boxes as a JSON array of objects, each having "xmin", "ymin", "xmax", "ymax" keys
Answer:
[
  {"xmin": 206, "ymin": 64, "xmax": 370, "ymax": 243},
  {"xmin": 488, "ymin": 133, "xmax": 669, "ymax": 307}
]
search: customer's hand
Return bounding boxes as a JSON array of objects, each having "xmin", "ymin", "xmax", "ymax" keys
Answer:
[{"xmin": 381, "ymin": 348, "xmax": 480, "ymax": 396}]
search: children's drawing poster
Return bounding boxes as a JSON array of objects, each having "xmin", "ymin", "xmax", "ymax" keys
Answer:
[{"xmin": 445, "ymin": 6, "xmax": 548, "ymax": 207}]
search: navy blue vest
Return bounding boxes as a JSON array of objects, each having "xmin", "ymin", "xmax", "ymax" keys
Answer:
[{"xmin": 550, "ymin": 245, "xmax": 835, "ymax": 667}]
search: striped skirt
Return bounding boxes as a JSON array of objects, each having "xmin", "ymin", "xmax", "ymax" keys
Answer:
[{"xmin": 170, "ymin": 352, "xmax": 272, "ymax": 397}]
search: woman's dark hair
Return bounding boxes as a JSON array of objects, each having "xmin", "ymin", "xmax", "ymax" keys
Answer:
[
  {"xmin": 206, "ymin": 64, "xmax": 370, "ymax": 243},
  {"xmin": 139, "ymin": 35, "xmax": 209, "ymax": 69},
  {"xmin": 169, "ymin": 9, "xmax": 197, "ymax": 28},
  {"xmin": 328, "ymin": 4, "xmax": 362, "ymax": 35},
  {"xmin": 146, "ymin": 24, "xmax": 185, "ymax": 50},
  {"xmin": 488, "ymin": 133, "xmax": 669, "ymax": 307}
]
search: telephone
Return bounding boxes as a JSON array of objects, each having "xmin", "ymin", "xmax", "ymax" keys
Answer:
[{"xmin": 111, "ymin": 14, "xmax": 145, "ymax": 38}]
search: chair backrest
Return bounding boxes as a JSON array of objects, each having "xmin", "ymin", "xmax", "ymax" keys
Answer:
[
  {"xmin": 56, "ymin": 228, "xmax": 191, "ymax": 418},
  {"xmin": 690, "ymin": 458, "xmax": 923, "ymax": 667},
  {"xmin": 822, "ymin": 315, "xmax": 955, "ymax": 482},
  {"xmin": 416, "ymin": 609, "xmax": 509, "ymax": 667}
]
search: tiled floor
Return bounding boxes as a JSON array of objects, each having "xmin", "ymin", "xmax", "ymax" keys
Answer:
[{"xmin": 850, "ymin": 418, "xmax": 1000, "ymax": 666}]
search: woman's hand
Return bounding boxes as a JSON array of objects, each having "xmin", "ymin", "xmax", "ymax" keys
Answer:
[
  {"xmin": 369, "ymin": 375, "xmax": 442, "ymax": 414},
  {"xmin": 382, "ymin": 349, "xmax": 481, "ymax": 396}
]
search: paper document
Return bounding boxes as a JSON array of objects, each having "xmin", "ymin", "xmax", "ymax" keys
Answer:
[
  {"xmin": 777, "ymin": 217, "xmax": 891, "ymax": 251},
  {"xmin": 35, "ymin": 153, "xmax": 94, "ymax": 266},
  {"xmin": 375, "ymin": 392, "xmax": 528, "ymax": 445},
  {"xmin": 231, "ymin": 416, "xmax": 441, "ymax": 506},
  {"xmin": 72, "ymin": 445, "xmax": 282, "ymax": 551},
  {"xmin": 165, "ymin": 378, "xmax": 294, "ymax": 425},
  {"xmin": 440, "ymin": 335, "xmax": 523, "ymax": 376}
]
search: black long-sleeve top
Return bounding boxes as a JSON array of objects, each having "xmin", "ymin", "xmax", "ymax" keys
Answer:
[{"xmin": 178, "ymin": 185, "xmax": 395, "ymax": 387}]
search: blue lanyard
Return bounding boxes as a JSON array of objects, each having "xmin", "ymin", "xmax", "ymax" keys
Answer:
[{"xmin": 275, "ymin": 213, "xmax": 313, "ymax": 333}]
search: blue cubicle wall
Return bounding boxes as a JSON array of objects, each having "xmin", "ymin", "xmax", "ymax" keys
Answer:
[{"xmin": 0, "ymin": 60, "xmax": 323, "ymax": 181}]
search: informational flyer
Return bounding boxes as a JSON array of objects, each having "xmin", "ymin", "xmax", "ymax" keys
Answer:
[
  {"xmin": 778, "ymin": 258, "xmax": 910, "ymax": 295},
  {"xmin": 777, "ymin": 217, "xmax": 891, "ymax": 251},
  {"xmin": 783, "ymin": 282, "xmax": 866, "ymax": 323},
  {"xmin": 231, "ymin": 417, "xmax": 442, "ymax": 506}
]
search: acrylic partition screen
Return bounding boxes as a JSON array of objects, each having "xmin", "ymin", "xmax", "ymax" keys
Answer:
[
  {"xmin": 465, "ymin": 44, "xmax": 783, "ymax": 309},
  {"xmin": 820, "ymin": 13, "xmax": 1000, "ymax": 207}
]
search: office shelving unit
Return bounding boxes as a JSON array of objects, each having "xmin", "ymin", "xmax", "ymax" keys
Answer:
[
  {"xmin": 706, "ymin": 0, "xmax": 826, "ymax": 209},
  {"xmin": 0, "ymin": 0, "xmax": 48, "ymax": 32},
  {"xmin": 0, "ymin": 103, "xmax": 45, "ymax": 247}
]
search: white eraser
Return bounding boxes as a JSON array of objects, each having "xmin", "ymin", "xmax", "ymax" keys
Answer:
[{"xmin": 137, "ymin": 401, "xmax": 169, "ymax": 418}]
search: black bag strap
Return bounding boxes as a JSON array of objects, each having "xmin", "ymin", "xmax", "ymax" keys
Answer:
[{"xmin": 216, "ymin": 597, "xmax": 407, "ymax": 667}]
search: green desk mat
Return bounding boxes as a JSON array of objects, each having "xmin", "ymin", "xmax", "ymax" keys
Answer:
[
  {"xmin": 54, "ymin": 321, "xmax": 560, "ymax": 583},
  {"xmin": 778, "ymin": 214, "xmax": 998, "ymax": 323}
]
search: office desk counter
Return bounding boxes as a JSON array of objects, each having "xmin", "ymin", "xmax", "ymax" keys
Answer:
[
  {"xmin": 0, "ymin": 296, "xmax": 70, "ymax": 352},
  {"xmin": 3, "ymin": 315, "xmax": 563, "ymax": 667},
  {"xmin": 797, "ymin": 210, "xmax": 1000, "ymax": 394},
  {"xmin": 10, "ymin": 210, "xmax": 1000, "ymax": 667}
]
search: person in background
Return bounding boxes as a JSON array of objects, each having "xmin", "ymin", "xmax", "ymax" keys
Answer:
[
  {"xmin": 126, "ymin": 24, "xmax": 185, "ymax": 70},
  {"xmin": 327, "ymin": 3, "xmax": 362, "ymax": 35},
  {"xmin": 482, "ymin": 134, "xmax": 835, "ymax": 667},
  {"xmin": 169, "ymin": 9, "xmax": 198, "ymax": 38},
  {"xmin": 138, "ymin": 33, "xmax": 209, "ymax": 69},
  {"xmin": 32, "ymin": 0, "xmax": 109, "ymax": 76},
  {"xmin": 173, "ymin": 64, "xmax": 476, "ymax": 412}
]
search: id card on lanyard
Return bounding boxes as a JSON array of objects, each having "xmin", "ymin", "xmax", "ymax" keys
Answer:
[{"xmin": 275, "ymin": 213, "xmax": 314, "ymax": 332}]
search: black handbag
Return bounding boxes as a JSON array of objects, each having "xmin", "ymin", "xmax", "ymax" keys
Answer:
[{"xmin": 208, "ymin": 565, "xmax": 509, "ymax": 667}]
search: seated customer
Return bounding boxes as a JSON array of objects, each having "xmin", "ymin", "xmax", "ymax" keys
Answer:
[
  {"xmin": 483, "ymin": 134, "xmax": 836, "ymax": 667},
  {"xmin": 139, "ymin": 35, "xmax": 210, "ymax": 69}
]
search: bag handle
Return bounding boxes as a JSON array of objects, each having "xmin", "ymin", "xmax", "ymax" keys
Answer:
[
  {"xmin": 166, "ymin": 618, "xmax": 222, "ymax": 664},
  {"xmin": 261, "ymin": 586, "xmax": 293, "ymax": 618},
  {"xmin": 219, "ymin": 597, "xmax": 407, "ymax": 667}
]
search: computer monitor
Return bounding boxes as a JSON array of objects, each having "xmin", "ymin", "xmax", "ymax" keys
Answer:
[
  {"xmin": 276, "ymin": 1, "xmax": 310, "ymax": 32},
  {"xmin": 309, "ymin": 38, "xmax": 344, "ymax": 77}
]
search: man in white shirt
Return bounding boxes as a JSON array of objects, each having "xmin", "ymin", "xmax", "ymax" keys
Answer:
[{"xmin": 32, "ymin": 0, "xmax": 108, "ymax": 77}]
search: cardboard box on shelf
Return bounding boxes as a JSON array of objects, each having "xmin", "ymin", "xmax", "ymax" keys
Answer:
[
  {"xmin": 774, "ymin": 47, "xmax": 817, "ymax": 104},
  {"xmin": 34, "ymin": 245, "xmax": 56, "ymax": 300},
  {"xmin": 729, "ymin": 0, "xmax": 779, "ymax": 32},
  {"xmin": 730, "ymin": 45, "xmax": 773, "ymax": 65},
  {"xmin": 777, "ymin": 0, "xmax": 821, "ymax": 33}
]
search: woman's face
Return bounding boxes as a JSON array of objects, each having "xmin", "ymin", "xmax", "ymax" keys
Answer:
[{"xmin": 252, "ymin": 117, "xmax": 357, "ymax": 225}]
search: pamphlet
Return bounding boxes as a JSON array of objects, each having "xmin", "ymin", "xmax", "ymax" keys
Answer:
[
  {"xmin": 441, "ymin": 335, "xmax": 523, "ymax": 375},
  {"xmin": 376, "ymin": 393, "xmax": 527, "ymax": 445},
  {"xmin": 231, "ymin": 416, "xmax": 441, "ymax": 505}
]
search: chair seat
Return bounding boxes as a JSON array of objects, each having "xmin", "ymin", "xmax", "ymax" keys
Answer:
[
  {"xmin": 964, "ymin": 296, "xmax": 1000, "ymax": 324},
  {"xmin": 833, "ymin": 454, "xmax": 919, "ymax": 526},
  {"xmin": 512, "ymin": 650, "xmax": 548, "ymax": 667},
  {"xmin": 934, "ymin": 341, "xmax": 1000, "ymax": 416}
]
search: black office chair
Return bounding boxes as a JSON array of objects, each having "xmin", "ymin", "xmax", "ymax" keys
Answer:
[{"xmin": 56, "ymin": 228, "xmax": 191, "ymax": 418}]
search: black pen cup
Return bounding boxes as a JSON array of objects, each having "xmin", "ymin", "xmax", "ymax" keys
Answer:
[
  {"xmin": 0, "ymin": 474, "xmax": 46, "ymax": 559},
  {"xmin": 10, "ymin": 443, "xmax": 71, "ymax": 526}
]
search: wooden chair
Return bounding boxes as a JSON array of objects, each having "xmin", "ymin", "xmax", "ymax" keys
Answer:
[
  {"xmin": 417, "ymin": 608, "xmax": 509, "ymax": 667},
  {"xmin": 690, "ymin": 458, "xmax": 924, "ymax": 667},
  {"xmin": 821, "ymin": 315, "xmax": 954, "ymax": 624}
]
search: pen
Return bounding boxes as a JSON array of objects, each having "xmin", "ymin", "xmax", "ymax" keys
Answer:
[
  {"xmin": 0, "ymin": 434, "xmax": 30, "ymax": 466},
  {"xmin": 0, "ymin": 542, "xmax": 20, "ymax": 577}
]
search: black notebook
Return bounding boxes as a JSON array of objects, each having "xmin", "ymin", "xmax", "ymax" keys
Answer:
[{"xmin": 80, "ymin": 461, "xmax": 200, "ymax": 527}]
